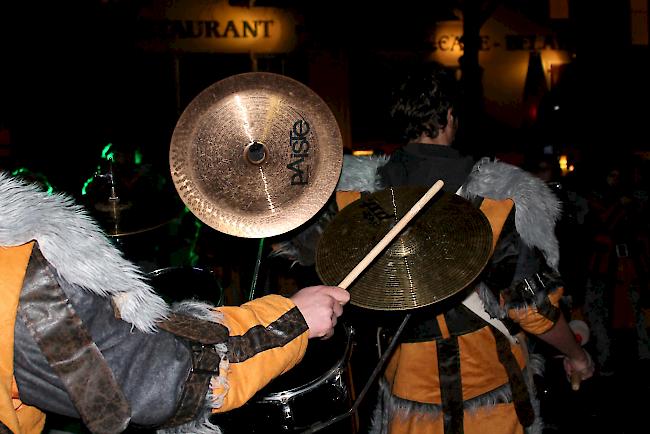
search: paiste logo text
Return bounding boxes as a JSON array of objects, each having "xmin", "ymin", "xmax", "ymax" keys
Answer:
[{"xmin": 287, "ymin": 119, "xmax": 310, "ymax": 185}]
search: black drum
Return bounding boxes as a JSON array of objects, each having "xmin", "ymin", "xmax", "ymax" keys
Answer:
[
  {"xmin": 213, "ymin": 324, "xmax": 355, "ymax": 434},
  {"xmin": 147, "ymin": 266, "xmax": 223, "ymax": 306}
]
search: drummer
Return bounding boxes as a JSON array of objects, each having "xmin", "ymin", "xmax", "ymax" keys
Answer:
[{"xmin": 0, "ymin": 170, "xmax": 349, "ymax": 434}]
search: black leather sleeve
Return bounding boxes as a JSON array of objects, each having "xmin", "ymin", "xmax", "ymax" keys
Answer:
[{"xmin": 13, "ymin": 278, "xmax": 192, "ymax": 427}]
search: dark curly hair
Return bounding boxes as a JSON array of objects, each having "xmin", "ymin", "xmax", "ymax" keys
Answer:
[{"xmin": 390, "ymin": 63, "xmax": 460, "ymax": 142}]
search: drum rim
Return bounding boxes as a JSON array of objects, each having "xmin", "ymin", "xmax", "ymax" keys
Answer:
[
  {"xmin": 258, "ymin": 325, "xmax": 353, "ymax": 402},
  {"xmin": 148, "ymin": 266, "xmax": 215, "ymax": 278},
  {"xmin": 146, "ymin": 266, "xmax": 224, "ymax": 306}
]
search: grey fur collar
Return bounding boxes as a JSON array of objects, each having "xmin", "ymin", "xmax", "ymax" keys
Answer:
[
  {"xmin": 0, "ymin": 171, "xmax": 168, "ymax": 332},
  {"xmin": 460, "ymin": 158, "xmax": 561, "ymax": 270},
  {"xmin": 336, "ymin": 154, "xmax": 389, "ymax": 192}
]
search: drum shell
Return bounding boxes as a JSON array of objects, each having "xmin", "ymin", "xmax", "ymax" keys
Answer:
[
  {"xmin": 213, "ymin": 324, "xmax": 354, "ymax": 433},
  {"xmin": 147, "ymin": 266, "xmax": 224, "ymax": 306}
]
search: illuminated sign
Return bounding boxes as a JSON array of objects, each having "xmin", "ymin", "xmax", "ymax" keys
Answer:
[
  {"xmin": 429, "ymin": 10, "xmax": 573, "ymax": 128},
  {"xmin": 430, "ymin": 21, "xmax": 569, "ymax": 66},
  {"xmin": 138, "ymin": 0, "xmax": 296, "ymax": 53}
]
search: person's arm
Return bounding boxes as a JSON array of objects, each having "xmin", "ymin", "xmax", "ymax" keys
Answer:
[
  {"xmin": 536, "ymin": 314, "xmax": 594, "ymax": 388},
  {"xmin": 212, "ymin": 285, "xmax": 349, "ymax": 412},
  {"xmin": 508, "ymin": 283, "xmax": 594, "ymax": 390}
]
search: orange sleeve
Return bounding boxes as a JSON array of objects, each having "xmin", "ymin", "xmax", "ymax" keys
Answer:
[
  {"xmin": 212, "ymin": 295, "xmax": 309, "ymax": 412},
  {"xmin": 1, "ymin": 242, "xmax": 45, "ymax": 434},
  {"xmin": 507, "ymin": 286, "xmax": 564, "ymax": 335}
]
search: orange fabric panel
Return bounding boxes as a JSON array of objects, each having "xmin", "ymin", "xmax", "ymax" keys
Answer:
[
  {"xmin": 388, "ymin": 402, "xmax": 523, "ymax": 434},
  {"xmin": 212, "ymin": 295, "xmax": 308, "ymax": 412},
  {"xmin": 508, "ymin": 287, "xmax": 564, "ymax": 335},
  {"xmin": 0, "ymin": 242, "xmax": 45, "ymax": 434},
  {"xmin": 336, "ymin": 191, "xmax": 361, "ymax": 210},
  {"xmin": 479, "ymin": 198, "xmax": 515, "ymax": 252},
  {"xmin": 389, "ymin": 341, "xmax": 440, "ymax": 404},
  {"xmin": 435, "ymin": 314, "xmax": 450, "ymax": 339},
  {"xmin": 387, "ymin": 328, "xmax": 526, "ymax": 404},
  {"xmin": 457, "ymin": 328, "xmax": 525, "ymax": 400}
]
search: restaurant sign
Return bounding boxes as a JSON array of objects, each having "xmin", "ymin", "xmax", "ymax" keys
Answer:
[{"xmin": 138, "ymin": 0, "xmax": 296, "ymax": 53}]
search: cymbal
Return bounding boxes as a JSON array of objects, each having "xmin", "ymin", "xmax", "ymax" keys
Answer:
[
  {"xmin": 316, "ymin": 188, "xmax": 493, "ymax": 311},
  {"xmin": 84, "ymin": 171, "xmax": 183, "ymax": 237},
  {"xmin": 169, "ymin": 72, "xmax": 343, "ymax": 238},
  {"xmin": 90, "ymin": 198, "xmax": 179, "ymax": 237}
]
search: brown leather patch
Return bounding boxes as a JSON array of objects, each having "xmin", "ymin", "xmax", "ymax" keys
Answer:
[
  {"xmin": 161, "ymin": 342, "xmax": 221, "ymax": 428},
  {"xmin": 18, "ymin": 245, "xmax": 131, "ymax": 434},
  {"xmin": 157, "ymin": 312, "xmax": 229, "ymax": 345},
  {"xmin": 227, "ymin": 307, "xmax": 308, "ymax": 363}
]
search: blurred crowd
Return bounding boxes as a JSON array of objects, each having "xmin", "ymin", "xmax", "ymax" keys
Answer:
[{"xmin": 525, "ymin": 151, "xmax": 650, "ymax": 432}]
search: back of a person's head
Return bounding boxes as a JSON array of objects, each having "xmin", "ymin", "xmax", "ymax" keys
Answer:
[{"xmin": 390, "ymin": 63, "xmax": 459, "ymax": 142}]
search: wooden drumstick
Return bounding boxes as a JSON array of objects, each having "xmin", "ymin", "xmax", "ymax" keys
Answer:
[
  {"xmin": 337, "ymin": 180, "xmax": 444, "ymax": 290},
  {"xmin": 570, "ymin": 371, "xmax": 582, "ymax": 391}
]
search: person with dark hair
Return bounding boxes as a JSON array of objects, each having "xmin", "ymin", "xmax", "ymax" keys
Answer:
[
  {"xmin": 268, "ymin": 63, "xmax": 593, "ymax": 434},
  {"xmin": 0, "ymin": 171, "xmax": 349, "ymax": 434},
  {"xmin": 382, "ymin": 63, "xmax": 473, "ymax": 195},
  {"xmin": 366, "ymin": 63, "xmax": 593, "ymax": 434}
]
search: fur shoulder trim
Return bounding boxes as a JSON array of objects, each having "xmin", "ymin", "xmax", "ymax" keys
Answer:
[
  {"xmin": 336, "ymin": 154, "xmax": 388, "ymax": 192},
  {"xmin": 0, "ymin": 172, "xmax": 168, "ymax": 332},
  {"xmin": 460, "ymin": 159, "xmax": 561, "ymax": 270}
]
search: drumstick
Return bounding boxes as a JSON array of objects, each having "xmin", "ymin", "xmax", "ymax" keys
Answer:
[
  {"xmin": 570, "ymin": 371, "xmax": 582, "ymax": 391},
  {"xmin": 337, "ymin": 180, "xmax": 444, "ymax": 290}
]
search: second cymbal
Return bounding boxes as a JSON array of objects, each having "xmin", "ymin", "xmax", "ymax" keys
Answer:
[{"xmin": 316, "ymin": 188, "xmax": 493, "ymax": 311}]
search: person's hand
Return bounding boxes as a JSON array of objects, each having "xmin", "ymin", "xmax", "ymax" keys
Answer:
[
  {"xmin": 290, "ymin": 285, "xmax": 350, "ymax": 340},
  {"xmin": 563, "ymin": 349, "xmax": 594, "ymax": 391}
]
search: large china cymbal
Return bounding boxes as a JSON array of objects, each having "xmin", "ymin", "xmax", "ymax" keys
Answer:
[
  {"xmin": 170, "ymin": 72, "xmax": 343, "ymax": 238},
  {"xmin": 316, "ymin": 188, "xmax": 493, "ymax": 311}
]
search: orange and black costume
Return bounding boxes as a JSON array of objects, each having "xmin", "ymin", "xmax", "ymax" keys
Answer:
[
  {"xmin": 367, "ymin": 147, "xmax": 564, "ymax": 434},
  {"xmin": 273, "ymin": 150, "xmax": 564, "ymax": 434},
  {"xmin": 0, "ymin": 172, "xmax": 309, "ymax": 434}
]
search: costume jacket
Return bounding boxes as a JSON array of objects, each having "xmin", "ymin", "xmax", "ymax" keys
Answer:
[
  {"xmin": 274, "ymin": 144, "xmax": 563, "ymax": 434},
  {"xmin": 0, "ymin": 172, "xmax": 309, "ymax": 434}
]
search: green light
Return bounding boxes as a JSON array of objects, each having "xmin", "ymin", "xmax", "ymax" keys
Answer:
[
  {"xmin": 81, "ymin": 178, "xmax": 93, "ymax": 196},
  {"xmin": 81, "ymin": 165, "xmax": 101, "ymax": 196},
  {"xmin": 101, "ymin": 143, "xmax": 114, "ymax": 161},
  {"xmin": 134, "ymin": 149, "xmax": 143, "ymax": 165},
  {"xmin": 12, "ymin": 167, "xmax": 54, "ymax": 195}
]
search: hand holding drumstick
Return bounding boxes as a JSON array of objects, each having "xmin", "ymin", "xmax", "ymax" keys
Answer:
[{"xmin": 291, "ymin": 180, "xmax": 445, "ymax": 340}]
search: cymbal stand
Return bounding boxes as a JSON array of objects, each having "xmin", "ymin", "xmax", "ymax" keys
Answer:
[
  {"xmin": 301, "ymin": 312, "xmax": 411, "ymax": 434},
  {"xmin": 248, "ymin": 237, "xmax": 266, "ymax": 301},
  {"xmin": 95, "ymin": 161, "xmax": 121, "ymax": 235}
]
